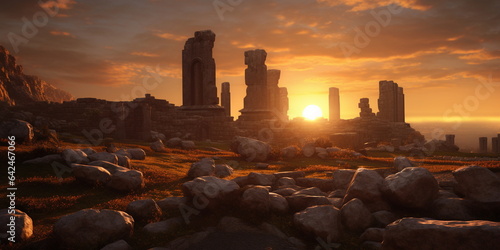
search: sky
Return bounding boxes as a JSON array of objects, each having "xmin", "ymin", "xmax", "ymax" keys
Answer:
[{"xmin": 1, "ymin": 0, "xmax": 500, "ymax": 126}]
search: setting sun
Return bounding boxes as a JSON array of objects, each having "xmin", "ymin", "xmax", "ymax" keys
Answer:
[{"xmin": 302, "ymin": 105, "xmax": 323, "ymax": 120}]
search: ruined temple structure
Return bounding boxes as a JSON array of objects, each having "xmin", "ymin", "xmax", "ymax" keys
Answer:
[
  {"xmin": 279, "ymin": 87, "xmax": 289, "ymax": 120},
  {"xmin": 329, "ymin": 87, "xmax": 340, "ymax": 122},
  {"xmin": 358, "ymin": 98, "xmax": 375, "ymax": 118},
  {"xmin": 221, "ymin": 82, "xmax": 231, "ymax": 118},
  {"xmin": 377, "ymin": 80, "xmax": 405, "ymax": 123}
]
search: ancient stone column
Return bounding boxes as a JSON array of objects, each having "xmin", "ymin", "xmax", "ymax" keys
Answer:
[
  {"xmin": 397, "ymin": 87, "xmax": 405, "ymax": 122},
  {"xmin": 445, "ymin": 134, "xmax": 455, "ymax": 146},
  {"xmin": 279, "ymin": 87, "xmax": 289, "ymax": 120},
  {"xmin": 182, "ymin": 30, "xmax": 218, "ymax": 106},
  {"xmin": 493, "ymin": 137, "xmax": 499, "ymax": 154},
  {"xmin": 221, "ymin": 82, "xmax": 231, "ymax": 117},
  {"xmin": 329, "ymin": 87, "xmax": 340, "ymax": 122},
  {"xmin": 358, "ymin": 98, "xmax": 375, "ymax": 118},
  {"xmin": 479, "ymin": 137, "xmax": 488, "ymax": 153},
  {"xmin": 267, "ymin": 69, "xmax": 281, "ymax": 114},
  {"xmin": 377, "ymin": 80, "xmax": 405, "ymax": 122}
]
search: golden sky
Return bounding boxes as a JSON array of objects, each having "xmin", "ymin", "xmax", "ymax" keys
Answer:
[{"xmin": 1, "ymin": 0, "xmax": 499, "ymax": 121}]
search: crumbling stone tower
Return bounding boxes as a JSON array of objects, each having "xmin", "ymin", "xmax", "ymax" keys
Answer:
[
  {"xmin": 377, "ymin": 80, "xmax": 405, "ymax": 122},
  {"xmin": 182, "ymin": 30, "xmax": 218, "ymax": 106}
]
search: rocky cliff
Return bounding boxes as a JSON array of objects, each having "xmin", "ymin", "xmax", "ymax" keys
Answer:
[{"xmin": 0, "ymin": 45, "xmax": 73, "ymax": 106}]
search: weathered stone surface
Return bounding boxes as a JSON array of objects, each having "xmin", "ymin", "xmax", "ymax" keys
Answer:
[
  {"xmin": 181, "ymin": 140, "xmax": 196, "ymax": 150},
  {"xmin": 150, "ymin": 140, "xmax": 166, "ymax": 152},
  {"xmin": 294, "ymin": 205, "xmax": 342, "ymax": 241},
  {"xmin": 328, "ymin": 189, "xmax": 346, "ymax": 198},
  {"xmin": 156, "ymin": 197, "xmax": 189, "ymax": 212},
  {"xmin": 143, "ymin": 217, "xmax": 183, "ymax": 234},
  {"xmin": 273, "ymin": 171, "xmax": 306, "ymax": 180},
  {"xmin": 221, "ymin": 82, "xmax": 231, "ymax": 117},
  {"xmin": 452, "ymin": 165, "xmax": 500, "ymax": 202},
  {"xmin": 126, "ymin": 148, "xmax": 146, "ymax": 160},
  {"xmin": 287, "ymin": 195, "xmax": 332, "ymax": 211},
  {"xmin": 241, "ymin": 186, "xmax": 271, "ymax": 214},
  {"xmin": 182, "ymin": 176, "xmax": 240, "ymax": 203},
  {"xmin": 126, "ymin": 199, "xmax": 162, "ymax": 223},
  {"xmin": 107, "ymin": 170, "xmax": 145, "ymax": 192},
  {"xmin": 247, "ymin": 172, "xmax": 275, "ymax": 186},
  {"xmin": 272, "ymin": 187, "xmax": 297, "ymax": 197},
  {"xmin": 281, "ymin": 146, "xmax": 298, "ymax": 159},
  {"xmin": 88, "ymin": 161, "xmax": 129, "ymax": 174},
  {"xmin": 187, "ymin": 158, "xmax": 215, "ymax": 178},
  {"xmin": 71, "ymin": 163, "xmax": 112, "ymax": 185},
  {"xmin": 383, "ymin": 218, "xmax": 500, "ymax": 250},
  {"xmin": 166, "ymin": 137, "xmax": 183, "ymax": 147},
  {"xmin": 231, "ymin": 176, "xmax": 249, "ymax": 187},
  {"xmin": 276, "ymin": 177, "xmax": 296, "ymax": 186},
  {"xmin": 360, "ymin": 227, "xmax": 384, "ymax": 242},
  {"xmin": 23, "ymin": 154, "xmax": 62, "ymax": 165},
  {"xmin": 343, "ymin": 168, "xmax": 385, "ymax": 208},
  {"xmin": 393, "ymin": 156, "xmax": 414, "ymax": 172},
  {"xmin": 239, "ymin": 49, "xmax": 268, "ymax": 114},
  {"xmin": 332, "ymin": 169, "xmax": 356, "ymax": 189},
  {"xmin": 382, "ymin": 167, "xmax": 439, "ymax": 209},
  {"xmin": 0, "ymin": 119, "xmax": 34, "ymax": 143},
  {"xmin": 431, "ymin": 197, "xmax": 474, "ymax": 220},
  {"xmin": 114, "ymin": 149, "xmax": 131, "ymax": 158},
  {"xmin": 316, "ymin": 147, "xmax": 328, "ymax": 159},
  {"xmin": 62, "ymin": 148, "xmax": 89, "ymax": 165},
  {"xmin": 255, "ymin": 162, "xmax": 269, "ymax": 169},
  {"xmin": 269, "ymin": 192, "xmax": 289, "ymax": 213},
  {"xmin": 301, "ymin": 143, "xmax": 315, "ymax": 157},
  {"xmin": 372, "ymin": 210, "xmax": 398, "ymax": 227},
  {"xmin": 292, "ymin": 187, "xmax": 325, "ymax": 197},
  {"xmin": 0, "ymin": 209, "xmax": 33, "ymax": 242},
  {"xmin": 361, "ymin": 241, "xmax": 382, "ymax": 250},
  {"xmin": 88, "ymin": 152, "xmax": 119, "ymax": 164},
  {"xmin": 231, "ymin": 136, "xmax": 271, "ymax": 162},
  {"xmin": 113, "ymin": 154, "xmax": 131, "ymax": 168},
  {"xmin": 100, "ymin": 240, "xmax": 132, "ymax": 250},
  {"xmin": 340, "ymin": 198, "xmax": 373, "ymax": 233},
  {"xmin": 53, "ymin": 209, "xmax": 134, "ymax": 249},
  {"xmin": 214, "ymin": 164, "xmax": 234, "ymax": 178},
  {"xmin": 377, "ymin": 80, "xmax": 404, "ymax": 123}
]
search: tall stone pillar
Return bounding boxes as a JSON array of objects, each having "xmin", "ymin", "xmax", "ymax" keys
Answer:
[
  {"xmin": 493, "ymin": 137, "xmax": 499, "ymax": 154},
  {"xmin": 221, "ymin": 82, "xmax": 231, "ymax": 117},
  {"xmin": 377, "ymin": 80, "xmax": 405, "ymax": 122},
  {"xmin": 182, "ymin": 30, "xmax": 218, "ymax": 106},
  {"xmin": 358, "ymin": 98, "xmax": 375, "ymax": 118},
  {"xmin": 279, "ymin": 87, "xmax": 289, "ymax": 120},
  {"xmin": 479, "ymin": 137, "xmax": 488, "ymax": 153},
  {"xmin": 267, "ymin": 69, "xmax": 281, "ymax": 114},
  {"xmin": 329, "ymin": 87, "xmax": 340, "ymax": 122},
  {"xmin": 445, "ymin": 134, "xmax": 455, "ymax": 146},
  {"xmin": 397, "ymin": 87, "xmax": 405, "ymax": 122}
]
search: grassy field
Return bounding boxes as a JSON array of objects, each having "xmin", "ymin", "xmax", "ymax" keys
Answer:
[{"xmin": 0, "ymin": 139, "xmax": 499, "ymax": 249}]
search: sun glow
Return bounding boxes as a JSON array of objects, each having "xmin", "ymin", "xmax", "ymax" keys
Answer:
[{"xmin": 302, "ymin": 105, "xmax": 323, "ymax": 120}]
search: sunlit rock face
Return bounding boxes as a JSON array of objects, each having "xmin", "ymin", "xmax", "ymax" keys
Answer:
[{"xmin": 0, "ymin": 46, "xmax": 73, "ymax": 106}]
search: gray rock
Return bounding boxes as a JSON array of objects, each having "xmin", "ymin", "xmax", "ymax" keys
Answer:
[
  {"xmin": 0, "ymin": 119, "xmax": 34, "ymax": 143},
  {"xmin": 452, "ymin": 165, "xmax": 500, "ymax": 202},
  {"xmin": 281, "ymin": 146, "xmax": 298, "ymax": 159},
  {"xmin": 393, "ymin": 156, "xmax": 414, "ymax": 171},
  {"xmin": 187, "ymin": 158, "xmax": 215, "ymax": 178},
  {"xmin": 71, "ymin": 163, "xmax": 112, "ymax": 185},
  {"xmin": 343, "ymin": 168, "xmax": 385, "ymax": 210},
  {"xmin": 272, "ymin": 187, "xmax": 298, "ymax": 197},
  {"xmin": 157, "ymin": 197, "xmax": 189, "ymax": 212},
  {"xmin": 328, "ymin": 189, "xmax": 346, "ymax": 198},
  {"xmin": 88, "ymin": 161, "xmax": 129, "ymax": 174},
  {"xmin": 287, "ymin": 195, "xmax": 332, "ymax": 211},
  {"xmin": 62, "ymin": 148, "xmax": 89, "ymax": 165},
  {"xmin": 382, "ymin": 167, "xmax": 439, "ymax": 209},
  {"xmin": 294, "ymin": 205, "xmax": 342, "ymax": 241},
  {"xmin": 114, "ymin": 154, "xmax": 131, "ymax": 168},
  {"xmin": 340, "ymin": 198, "xmax": 372, "ymax": 233},
  {"xmin": 240, "ymin": 186, "xmax": 271, "ymax": 214},
  {"xmin": 431, "ymin": 198, "xmax": 474, "ymax": 220},
  {"xmin": 181, "ymin": 140, "xmax": 196, "ymax": 150},
  {"xmin": 88, "ymin": 152, "xmax": 118, "ymax": 164},
  {"xmin": 100, "ymin": 240, "xmax": 132, "ymax": 250},
  {"xmin": 269, "ymin": 192, "xmax": 289, "ymax": 213},
  {"xmin": 232, "ymin": 136, "xmax": 271, "ymax": 162},
  {"xmin": 332, "ymin": 169, "xmax": 356, "ymax": 190},
  {"xmin": 277, "ymin": 177, "xmax": 296, "ymax": 186},
  {"xmin": 114, "ymin": 149, "xmax": 131, "ymax": 158},
  {"xmin": 81, "ymin": 148, "xmax": 97, "ymax": 156},
  {"xmin": 383, "ymin": 218, "xmax": 500, "ymax": 250},
  {"xmin": 301, "ymin": 143, "xmax": 315, "ymax": 157},
  {"xmin": 182, "ymin": 177, "xmax": 240, "ymax": 206},
  {"xmin": 293, "ymin": 187, "xmax": 326, "ymax": 197},
  {"xmin": 53, "ymin": 209, "xmax": 134, "ymax": 249},
  {"xmin": 247, "ymin": 172, "xmax": 275, "ymax": 186},
  {"xmin": 273, "ymin": 171, "xmax": 306, "ymax": 180},
  {"xmin": 126, "ymin": 199, "xmax": 162, "ymax": 223},
  {"xmin": 166, "ymin": 137, "xmax": 182, "ymax": 147},
  {"xmin": 360, "ymin": 227, "xmax": 384, "ymax": 242},
  {"xmin": 126, "ymin": 148, "xmax": 146, "ymax": 160},
  {"xmin": 143, "ymin": 217, "xmax": 183, "ymax": 234},
  {"xmin": 0, "ymin": 209, "xmax": 33, "ymax": 242},
  {"xmin": 372, "ymin": 210, "xmax": 398, "ymax": 227},
  {"xmin": 214, "ymin": 164, "xmax": 234, "ymax": 178},
  {"xmin": 295, "ymin": 178, "xmax": 335, "ymax": 192},
  {"xmin": 107, "ymin": 170, "xmax": 145, "ymax": 192},
  {"xmin": 150, "ymin": 140, "xmax": 166, "ymax": 152}
]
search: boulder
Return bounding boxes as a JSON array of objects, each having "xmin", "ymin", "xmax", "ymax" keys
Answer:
[
  {"xmin": 0, "ymin": 119, "xmax": 34, "ymax": 143},
  {"xmin": 156, "ymin": 197, "xmax": 189, "ymax": 212},
  {"xmin": 88, "ymin": 161, "xmax": 129, "ymax": 174},
  {"xmin": 372, "ymin": 210, "xmax": 398, "ymax": 227},
  {"xmin": 88, "ymin": 152, "xmax": 118, "ymax": 164},
  {"xmin": 71, "ymin": 164, "xmax": 112, "ymax": 185},
  {"xmin": 240, "ymin": 186, "xmax": 271, "ymax": 214},
  {"xmin": 292, "ymin": 187, "xmax": 325, "ymax": 197},
  {"xmin": 151, "ymin": 131, "xmax": 166, "ymax": 141},
  {"xmin": 187, "ymin": 158, "xmax": 215, "ymax": 178},
  {"xmin": 181, "ymin": 140, "xmax": 196, "ymax": 150},
  {"xmin": 100, "ymin": 240, "xmax": 132, "ymax": 250},
  {"xmin": 126, "ymin": 148, "xmax": 146, "ymax": 160},
  {"xmin": 231, "ymin": 136, "xmax": 271, "ymax": 162},
  {"xmin": 343, "ymin": 168, "xmax": 385, "ymax": 209},
  {"xmin": 107, "ymin": 170, "xmax": 145, "ymax": 192},
  {"xmin": 328, "ymin": 189, "xmax": 346, "ymax": 198},
  {"xmin": 143, "ymin": 217, "xmax": 183, "ymax": 234},
  {"xmin": 166, "ymin": 137, "xmax": 182, "ymax": 147},
  {"xmin": 214, "ymin": 164, "xmax": 234, "ymax": 178},
  {"xmin": 301, "ymin": 143, "xmax": 315, "ymax": 157},
  {"xmin": 295, "ymin": 178, "xmax": 335, "ymax": 192},
  {"xmin": 247, "ymin": 172, "xmax": 275, "ymax": 186},
  {"xmin": 182, "ymin": 177, "xmax": 240, "ymax": 205},
  {"xmin": 276, "ymin": 177, "xmax": 296, "ymax": 186},
  {"xmin": 294, "ymin": 205, "xmax": 342, "ymax": 241},
  {"xmin": 23, "ymin": 154, "xmax": 62, "ymax": 165},
  {"xmin": 150, "ymin": 140, "xmax": 166, "ymax": 152},
  {"xmin": 269, "ymin": 192, "xmax": 289, "ymax": 213},
  {"xmin": 340, "ymin": 198, "xmax": 372, "ymax": 233},
  {"xmin": 255, "ymin": 162, "xmax": 269, "ymax": 169},
  {"xmin": 332, "ymin": 169, "xmax": 356, "ymax": 190},
  {"xmin": 393, "ymin": 156, "xmax": 414, "ymax": 172},
  {"xmin": 0, "ymin": 209, "xmax": 33, "ymax": 242},
  {"xmin": 113, "ymin": 154, "xmax": 131, "ymax": 168},
  {"xmin": 383, "ymin": 218, "xmax": 500, "ymax": 250},
  {"xmin": 452, "ymin": 165, "xmax": 500, "ymax": 202},
  {"xmin": 431, "ymin": 198, "xmax": 474, "ymax": 220},
  {"xmin": 316, "ymin": 147, "xmax": 328, "ymax": 159},
  {"xmin": 53, "ymin": 209, "xmax": 134, "ymax": 249},
  {"xmin": 231, "ymin": 176, "xmax": 249, "ymax": 187},
  {"xmin": 287, "ymin": 195, "xmax": 332, "ymax": 211},
  {"xmin": 273, "ymin": 171, "xmax": 306, "ymax": 180},
  {"xmin": 361, "ymin": 241, "xmax": 382, "ymax": 250},
  {"xmin": 62, "ymin": 149, "xmax": 89, "ymax": 165},
  {"xmin": 114, "ymin": 149, "xmax": 131, "ymax": 158},
  {"xmin": 382, "ymin": 167, "xmax": 439, "ymax": 209},
  {"xmin": 272, "ymin": 188, "xmax": 298, "ymax": 197},
  {"xmin": 360, "ymin": 227, "xmax": 384, "ymax": 242},
  {"xmin": 126, "ymin": 199, "xmax": 162, "ymax": 223},
  {"xmin": 281, "ymin": 146, "xmax": 298, "ymax": 159}
]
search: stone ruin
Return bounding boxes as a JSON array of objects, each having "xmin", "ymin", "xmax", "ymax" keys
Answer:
[
  {"xmin": 329, "ymin": 87, "xmax": 340, "ymax": 122},
  {"xmin": 377, "ymin": 80, "xmax": 405, "ymax": 123},
  {"xmin": 358, "ymin": 98, "xmax": 375, "ymax": 118}
]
